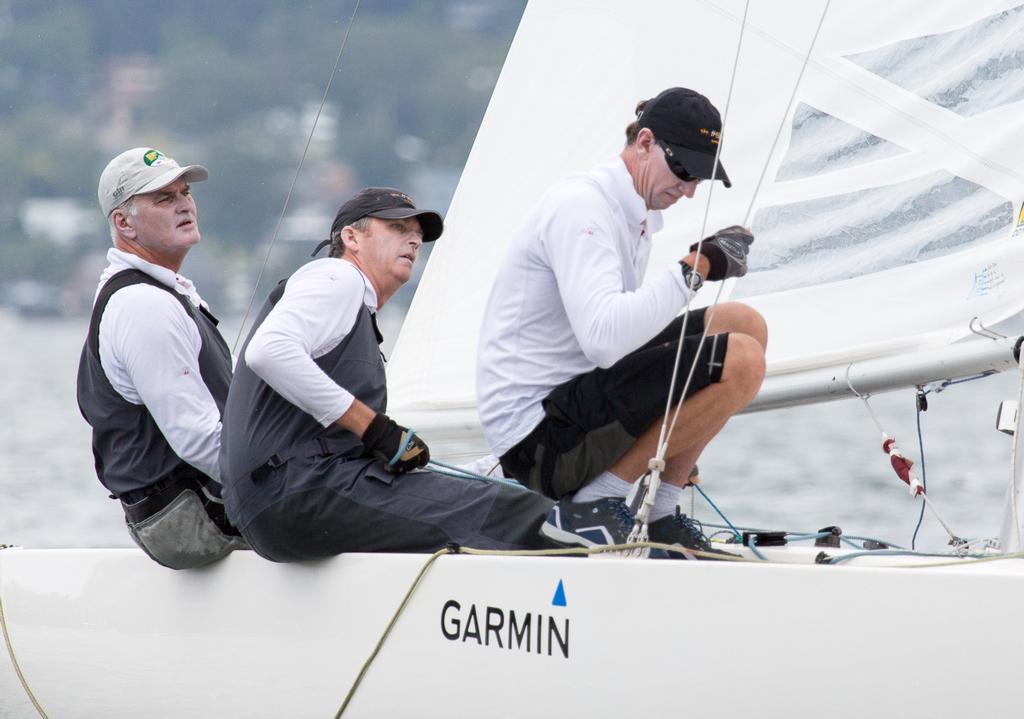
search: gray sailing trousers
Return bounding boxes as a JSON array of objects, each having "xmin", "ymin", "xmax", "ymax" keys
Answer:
[{"xmin": 238, "ymin": 454, "xmax": 556, "ymax": 562}]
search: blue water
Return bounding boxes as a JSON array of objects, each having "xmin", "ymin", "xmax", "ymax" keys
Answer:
[{"xmin": 0, "ymin": 308, "xmax": 1017, "ymax": 552}]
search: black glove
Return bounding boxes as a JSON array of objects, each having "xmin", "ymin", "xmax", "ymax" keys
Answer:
[
  {"xmin": 361, "ymin": 413, "xmax": 430, "ymax": 473},
  {"xmin": 689, "ymin": 225, "xmax": 754, "ymax": 281}
]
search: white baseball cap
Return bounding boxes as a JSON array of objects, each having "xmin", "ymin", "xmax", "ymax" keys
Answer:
[{"xmin": 98, "ymin": 147, "xmax": 209, "ymax": 217}]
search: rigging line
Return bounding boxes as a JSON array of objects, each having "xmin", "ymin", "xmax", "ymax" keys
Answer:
[
  {"xmin": 629, "ymin": 0, "xmax": 751, "ymax": 544},
  {"xmin": 845, "ymin": 364, "xmax": 885, "ymax": 436},
  {"xmin": 664, "ymin": 0, "xmax": 831, "ymax": 442},
  {"xmin": 693, "ymin": 484, "xmax": 742, "ymax": 540},
  {"xmin": 646, "ymin": 3, "xmax": 832, "ymax": 528},
  {"xmin": 742, "ymin": 0, "xmax": 831, "ymax": 227},
  {"xmin": 233, "ymin": 0, "xmax": 363, "ymax": 353},
  {"xmin": 701, "ymin": 0, "xmax": 1024, "ymax": 189},
  {"xmin": 335, "ymin": 545, "xmax": 452, "ymax": 718},
  {"xmin": 911, "ymin": 389, "xmax": 928, "ymax": 550},
  {"xmin": 425, "ymin": 459, "xmax": 527, "ymax": 490},
  {"xmin": 652, "ymin": 0, "xmax": 750, "ymax": 464},
  {"xmin": 0, "ymin": 575, "xmax": 51, "ymax": 719}
]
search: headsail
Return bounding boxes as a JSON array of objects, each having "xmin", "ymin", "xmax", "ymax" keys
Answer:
[{"xmin": 388, "ymin": 0, "xmax": 1024, "ymax": 453}]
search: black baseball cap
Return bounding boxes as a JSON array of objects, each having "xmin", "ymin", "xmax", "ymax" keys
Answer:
[
  {"xmin": 314, "ymin": 187, "xmax": 443, "ymax": 256},
  {"xmin": 637, "ymin": 87, "xmax": 732, "ymax": 188}
]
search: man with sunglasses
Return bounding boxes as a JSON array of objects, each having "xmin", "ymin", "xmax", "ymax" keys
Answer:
[{"xmin": 476, "ymin": 87, "xmax": 767, "ymax": 557}]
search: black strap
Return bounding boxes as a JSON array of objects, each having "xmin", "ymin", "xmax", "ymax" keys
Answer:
[
  {"xmin": 251, "ymin": 436, "xmax": 359, "ymax": 482},
  {"xmin": 369, "ymin": 312, "xmax": 384, "ymax": 345}
]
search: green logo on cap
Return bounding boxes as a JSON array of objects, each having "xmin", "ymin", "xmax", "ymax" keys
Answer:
[{"xmin": 143, "ymin": 149, "xmax": 165, "ymax": 166}]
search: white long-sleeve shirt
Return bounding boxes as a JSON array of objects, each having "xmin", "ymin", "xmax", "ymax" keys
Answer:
[
  {"xmin": 244, "ymin": 258, "xmax": 378, "ymax": 426},
  {"xmin": 96, "ymin": 248, "xmax": 224, "ymax": 479},
  {"xmin": 476, "ymin": 155, "xmax": 695, "ymax": 456}
]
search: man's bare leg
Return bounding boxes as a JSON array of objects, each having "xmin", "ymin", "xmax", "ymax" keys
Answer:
[{"xmin": 608, "ymin": 331, "xmax": 765, "ymax": 486}]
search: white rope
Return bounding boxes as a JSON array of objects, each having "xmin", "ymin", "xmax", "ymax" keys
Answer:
[
  {"xmin": 233, "ymin": 0, "xmax": 363, "ymax": 353},
  {"xmin": 0, "ymin": 552, "xmax": 50, "ymax": 719},
  {"xmin": 633, "ymin": 0, "xmax": 833, "ymax": 542},
  {"xmin": 627, "ymin": 0, "xmax": 752, "ymax": 548}
]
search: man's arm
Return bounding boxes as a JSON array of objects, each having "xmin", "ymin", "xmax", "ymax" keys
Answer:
[
  {"xmin": 102, "ymin": 286, "xmax": 223, "ymax": 479},
  {"xmin": 244, "ymin": 261, "xmax": 366, "ymax": 426},
  {"xmin": 543, "ymin": 203, "xmax": 700, "ymax": 368},
  {"xmin": 245, "ymin": 262, "xmax": 428, "ymax": 473}
]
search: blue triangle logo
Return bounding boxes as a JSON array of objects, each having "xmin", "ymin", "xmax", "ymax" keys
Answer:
[{"xmin": 551, "ymin": 579, "xmax": 567, "ymax": 607}]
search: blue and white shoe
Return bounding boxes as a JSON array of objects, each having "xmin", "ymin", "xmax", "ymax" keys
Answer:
[{"xmin": 540, "ymin": 497, "xmax": 635, "ymax": 547}]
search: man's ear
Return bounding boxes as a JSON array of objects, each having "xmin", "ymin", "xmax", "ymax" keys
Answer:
[
  {"xmin": 112, "ymin": 209, "xmax": 136, "ymax": 241},
  {"xmin": 341, "ymin": 225, "xmax": 360, "ymax": 254},
  {"xmin": 635, "ymin": 127, "xmax": 656, "ymax": 156}
]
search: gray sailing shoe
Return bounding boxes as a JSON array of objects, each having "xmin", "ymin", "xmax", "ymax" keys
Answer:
[{"xmin": 647, "ymin": 507, "xmax": 739, "ymax": 560}]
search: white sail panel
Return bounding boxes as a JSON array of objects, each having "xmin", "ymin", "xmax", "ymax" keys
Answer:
[
  {"xmin": 775, "ymin": 103, "xmax": 907, "ymax": 182},
  {"xmin": 848, "ymin": 5, "xmax": 1024, "ymax": 118},
  {"xmin": 388, "ymin": 0, "xmax": 1024, "ymax": 439}
]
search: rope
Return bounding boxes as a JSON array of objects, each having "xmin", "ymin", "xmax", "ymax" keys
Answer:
[
  {"xmin": 334, "ymin": 545, "xmax": 452, "ymax": 718},
  {"xmin": 639, "ymin": 0, "xmax": 832, "ymax": 531},
  {"xmin": 334, "ymin": 540, "xmax": 750, "ymax": 715},
  {"xmin": 425, "ymin": 459, "xmax": 527, "ymax": 490},
  {"xmin": 333, "ymin": 524, "xmax": 1019, "ymax": 714},
  {"xmin": 911, "ymin": 389, "xmax": 928, "ymax": 549},
  {"xmin": 0, "ymin": 559, "xmax": 50, "ymax": 719},
  {"xmin": 233, "ymin": 0, "xmax": 363, "ymax": 353},
  {"xmin": 693, "ymin": 484, "xmax": 742, "ymax": 540},
  {"xmin": 741, "ymin": 0, "xmax": 831, "ymax": 227},
  {"xmin": 631, "ymin": 0, "xmax": 752, "ymax": 536}
]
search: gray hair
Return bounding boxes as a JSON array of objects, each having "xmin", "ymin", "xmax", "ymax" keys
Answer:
[
  {"xmin": 107, "ymin": 197, "xmax": 138, "ymax": 244},
  {"xmin": 329, "ymin": 216, "xmax": 372, "ymax": 258}
]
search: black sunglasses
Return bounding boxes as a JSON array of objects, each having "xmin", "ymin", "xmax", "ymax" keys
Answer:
[{"xmin": 656, "ymin": 139, "xmax": 702, "ymax": 184}]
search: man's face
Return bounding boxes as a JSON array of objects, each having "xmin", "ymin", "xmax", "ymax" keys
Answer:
[
  {"xmin": 641, "ymin": 143, "xmax": 701, "ymax": 211},
  {"xmin": 122, "ymin": 178, "xmax": 201, "ymax": 255},
  {"xmin": 359, "ymin": 216, "xmax": 424, "ymax": 288}
]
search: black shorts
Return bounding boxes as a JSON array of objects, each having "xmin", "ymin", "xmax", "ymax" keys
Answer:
[{"xmin": 499, "ymin": 308, "xmax": 729, "ymax": 499}]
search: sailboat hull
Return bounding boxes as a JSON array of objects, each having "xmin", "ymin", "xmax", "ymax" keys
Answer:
[{"xmin": 2, "ymin": 548, "xmax": 1022, "ymax": 717}]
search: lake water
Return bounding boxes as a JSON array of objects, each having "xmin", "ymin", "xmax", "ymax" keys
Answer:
[{"xmin": 1, "ymin": 308, "xmax": 1019, "ymax": 553}]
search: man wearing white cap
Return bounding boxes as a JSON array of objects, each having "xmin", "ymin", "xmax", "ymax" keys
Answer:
[{"xmin": 77, "ymin": 147, "xmax": 246, "ymax": 569}]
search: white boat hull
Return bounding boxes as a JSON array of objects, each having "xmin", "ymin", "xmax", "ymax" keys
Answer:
[{"xmin": 2, "ymin": 547, "xmax": 1022, "ymax": 718}]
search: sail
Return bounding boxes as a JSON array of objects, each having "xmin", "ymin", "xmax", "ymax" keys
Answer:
[{"xmin": 387, "ymin": 0, "xmax": 1024, "ymax": 453}]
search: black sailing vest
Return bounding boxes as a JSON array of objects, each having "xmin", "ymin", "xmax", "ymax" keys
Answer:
[
  {"xmin": 76, "ymin": 269, "xmax": 233, "ymax": 498},
  {"xmin": 219, "ymin": 275, "xmax": 387, "ymax": 528}
]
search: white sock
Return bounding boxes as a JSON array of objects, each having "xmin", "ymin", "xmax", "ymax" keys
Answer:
[
  {"xmin": 650, "ymin": 484, "xmax": 683, "ymax": 521},
  {"xmin": 571, "ymin": 470, "xmax": 632, "ymax": 502}
]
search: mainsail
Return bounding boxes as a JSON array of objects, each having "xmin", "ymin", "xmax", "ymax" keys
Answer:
[{"xmin": 388, "ymin": 0, "xmax": 1024, "ymax": 451}]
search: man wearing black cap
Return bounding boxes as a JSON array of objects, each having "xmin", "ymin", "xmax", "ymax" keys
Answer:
[
  {"xmin": 78, "ymin": 147, "xmax": 246, "ymax": 569},
  {"xmin": 218, "ymin": 188, "xmax": 634, "ymax": 560},
  {"xmin": 476, "ymin": 88, "xmax": 767, "ymax": 557}
]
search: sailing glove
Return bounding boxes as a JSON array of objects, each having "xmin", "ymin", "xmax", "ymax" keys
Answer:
[
  {"xmin": 690, "ymin": 225, "xmax": 754, "ymax": 281},
  {"xmin": 361, "ymin": 413, "xmax": 430, "ymax": 473}
]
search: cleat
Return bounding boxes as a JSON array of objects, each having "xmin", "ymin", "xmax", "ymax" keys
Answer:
[
  {"xmin": 540, "ymin": 497, "xmax": 635, "ymax": 547},
  {"xmin": 647, "ymin": 507, "xmax": 739, "ymax": 560}
]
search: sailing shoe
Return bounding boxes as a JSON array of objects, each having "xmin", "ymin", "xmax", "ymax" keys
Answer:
[
  {"xmin": 647, "ymin": 508, "xmax": 739, "ymax": 560},
  {"xmin": 541, "ymin": 497, "xmax": 635, "ymax": 548}
]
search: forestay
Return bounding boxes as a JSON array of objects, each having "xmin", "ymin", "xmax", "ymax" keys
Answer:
[{"xmin": 387, "ymin": 0, "xmax": 1024, "ymax": 454}]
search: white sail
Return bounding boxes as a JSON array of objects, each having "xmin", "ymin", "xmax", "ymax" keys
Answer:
[
  {"xmin": 8, "ymin": 6, "xmax": 1024, "ymax": 716},
  {"xmin": 388, "ymin": 0, "xmax": 1024, "ymax": 454}
]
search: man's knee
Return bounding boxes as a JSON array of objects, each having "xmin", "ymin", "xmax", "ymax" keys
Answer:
[
  {"xmin": 714, "ymin": 302, "xmax": 767, "ymax": 350},
  {"xmin": 721, "ymin": 332, "xmax": 766, "ymax": 403}
]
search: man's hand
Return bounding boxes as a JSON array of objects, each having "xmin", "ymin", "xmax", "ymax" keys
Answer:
[
  {"xmin": 689, "ymin": 225, "xmax": 754, "ymax": 281},
  {"xmin": 361, "ymin": 413, "xmax": 430, "ymax": 473}
]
